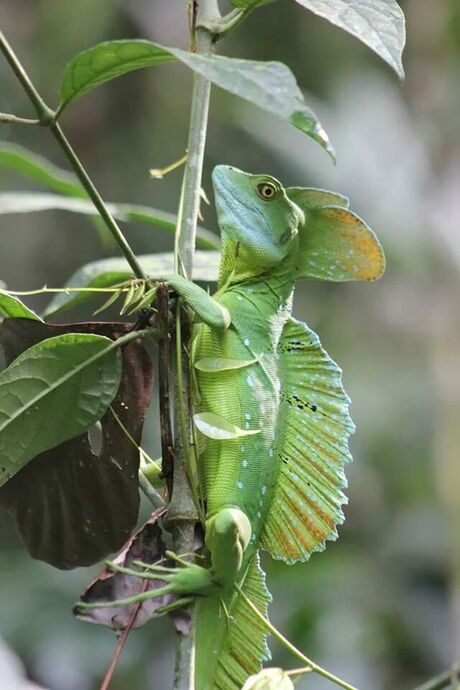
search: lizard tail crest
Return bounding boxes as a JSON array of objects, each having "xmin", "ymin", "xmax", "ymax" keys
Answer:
[{"xmin": 195, "ymin": 554, "xmax": 271, "ymax": 690}]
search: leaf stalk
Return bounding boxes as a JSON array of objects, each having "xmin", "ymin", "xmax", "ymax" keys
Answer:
[{"xmin": 0, "ymin": 113, "xmax": 41, "ymax": 125}]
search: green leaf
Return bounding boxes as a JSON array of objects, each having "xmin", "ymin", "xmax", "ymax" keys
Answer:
[
  {"xmin": 0, "ymin": 142, "xmax": 84, "ymax": 198},
  {"xmin": 0, "ymin": 290, "xmax": 42, "ymax": 321},
  {"xmin": 0, "ymin": 319, "xmax": 152, "ymax": 569},
  {"xmin": 58, "ymin": 40, "xmax": 332, "ymax": 154},
  {"xmin": 0, "ymin": 193, "xmax": 219, "ymax": 249},
  {"xmin": 130, "ymin": 287, "xmax": 156, "ymax": 313},
  {"xmin": 0, "ymin": 143, "xmax": 116, "ymax": 247},
  {"xmin": 294, "ymin": 0, "xmax": 405, "ymax": 78},
  {"xmin": 44, "ymin": 250, "xmax": 221, "ymax": 317},
  {"xmin": 0, "ymin": 333, "xmax": 122, "ymax": 487},
  {"xmin": 0, "ymin": 145, "xmax": 218, "ymax": 249},
  {"xmin": 59, "ymin": 41, "xmax": 176, "ymax": 111},
  {"xmin": 193, "ymin": 412, "xmax": 261, "ymax": 440},
  {"xmin": 194, "ymin": 357, "xmax": 257, "ymax": 372},
  {"xmin": 172, "ymin": 51, "xmax": 333, "ymax": 156}
]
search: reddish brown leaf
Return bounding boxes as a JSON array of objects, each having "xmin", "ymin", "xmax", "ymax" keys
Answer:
[{"xmin": 0, "ymin": 318, "xmax": 153, "ymax": 569}]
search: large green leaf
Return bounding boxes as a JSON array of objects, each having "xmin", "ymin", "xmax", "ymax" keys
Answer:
[
  {"xmin": 294, "ymin": 0, "xmax": 405, "ymax": 78},
  {"xmin": 0, "ymin": 144, "xmax": 212, "ymax": 249},
  {"xmin": 0, "ymin": 143, "xmax": 110, "ymax": 247},
  {"xmin": 43, "ymin": 250, "xmax": 221, "ymax": 316},
  {"xmin": 0, "ymin": 192, "xmax": 218, "ymax": 248},
  {"xmin": 59, "ymin": 41, "xmax": 176, "ymax": 111},
  {"xmin": 0, "ymin": 142, "xmax": 84, "ymax": 198},
  {"xmin": 173, "ymin": 51, "xmax": 333, "ymax": 156},
  {"xmin": 0, "ymin": 333, "xmax": 122, "ymax": 487},
  {"xmin": 58, "ymin": 40, "xmax": 332, "ymax": 154},
  {"xmin": 0, "ymin": 290, "xmax": 42, "ymax": 321}
]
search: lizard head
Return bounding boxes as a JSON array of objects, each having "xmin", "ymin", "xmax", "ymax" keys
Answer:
[{"xmin": 212, "ymin": 165, "xmax": 304, "ymax": 277}]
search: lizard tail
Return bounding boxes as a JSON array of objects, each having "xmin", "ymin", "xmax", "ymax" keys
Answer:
[{"xmin": 194, "ymin": 553, "xmax": 271, "ymax": 690}]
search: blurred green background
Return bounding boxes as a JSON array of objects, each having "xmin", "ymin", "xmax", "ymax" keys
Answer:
[{"xmin": 1, "ymin": 1, "xmax": 459, "ymax": 689}]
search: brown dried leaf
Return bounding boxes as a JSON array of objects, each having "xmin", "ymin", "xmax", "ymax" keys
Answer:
[{"xmin": 74, "ymin": 508, "xmax": 180, "ymax": 630}]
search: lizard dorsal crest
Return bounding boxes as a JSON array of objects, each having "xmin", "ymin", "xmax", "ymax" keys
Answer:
[
  {"xmin": 261, "ymin": 318, "xmax": 354, "ymax": 563},
  {"xmin": 287, "ymin": 187, "xmax": 385, "ymax": 282}
]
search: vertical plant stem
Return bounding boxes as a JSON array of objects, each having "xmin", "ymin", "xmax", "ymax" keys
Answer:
[
  {"xmin": 175, "ymin": 1, "xmax": 219, "ymax": 278},
  {"xmin": 168, "ymin": 2, "xmax": 220, "ymax": 690},
  {"xmin": 156, "ymin": 283, "xmax": 175, "ymax": 497}
]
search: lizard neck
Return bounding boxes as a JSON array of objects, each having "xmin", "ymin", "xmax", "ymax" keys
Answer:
[{"xmin": 217, "ymin": 236, "xmax": 297, "ymax": 316}]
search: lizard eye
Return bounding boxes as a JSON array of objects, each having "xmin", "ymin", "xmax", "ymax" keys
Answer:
[{"xmin": 257, "ymin": 182, "xmax": 278, "ymax": 200}]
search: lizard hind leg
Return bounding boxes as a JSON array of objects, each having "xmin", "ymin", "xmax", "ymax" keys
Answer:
[
  {"xmin": 205, "ymin": 507, "xmax": 252, "ymax": 591},
  {"xmin": 76, "ymin": 508, "xmax": 253, "ymax": 617}
]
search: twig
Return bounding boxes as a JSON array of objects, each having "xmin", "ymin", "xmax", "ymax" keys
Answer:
[
  {"xmin": 138, "ymin": 472, "xmax": 166, "ymax": 509},
  {"xmin": 0, "ymin": 29, "xmax": 145, "ymax": 280},
  {"xmin": 99, "ymin": 579, "xmax": 150, "ymax": 690}
]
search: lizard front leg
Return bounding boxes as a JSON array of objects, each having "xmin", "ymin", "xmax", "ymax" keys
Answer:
[{"xmin": 162, "ymin": 274, "xmax": 231, "ymax": 330}]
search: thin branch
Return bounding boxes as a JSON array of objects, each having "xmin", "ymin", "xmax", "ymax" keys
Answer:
[
  {"xmin": 0, "ymin": 30, "xmax": 53, "ymax": 124},
  {"xmin": 138, "ymin": 472, "xmax": 166, "ymax": 509},
  {"xmin": 49, "ymin": 121, "xmax": 145, "ymax": 278},
  {"xmin": 0, "ymin": 29, "xmax": 145, "ymax": 280},
  {"xmin": 235, "ymin": 583, "xmax": 359, "ymax": 690},
  {"xmin": 99, "ymin": 579, "xmax": 150, "ymax": 690}
]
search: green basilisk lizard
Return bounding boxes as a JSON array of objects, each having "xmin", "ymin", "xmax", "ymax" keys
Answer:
[{"xmin": 81, "ymin": 165, "xmax": 384, "ymax": 690}]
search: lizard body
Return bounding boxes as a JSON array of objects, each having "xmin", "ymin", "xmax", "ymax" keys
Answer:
[
  {"xmin": 76, "ymin": 166, "xmax": 384, "ymax": 690},
  {"xmin": 187, "ymin": 166, "xmax": 384, "ymax": 688}
]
